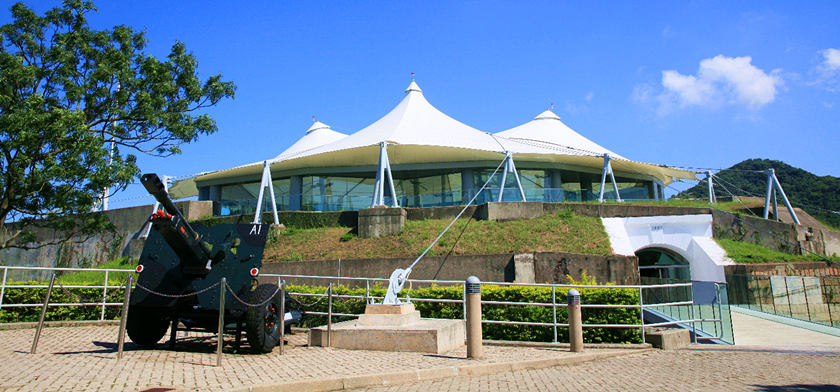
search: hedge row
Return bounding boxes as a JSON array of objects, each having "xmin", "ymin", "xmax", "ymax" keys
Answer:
[
  {"xmin": 0, "ymin": 281, "xmax": 642, "ymax": 344},
  {"xmin": 287, "ymin": 283, "xmax": 642, "ymax": 344},
  {"xmin": 0, "ymin": 282, "xmax": 124, "ymax": 323},
  {"xmin": 197, "ymin": 210, "xmax": 357, "ymax": 229}
]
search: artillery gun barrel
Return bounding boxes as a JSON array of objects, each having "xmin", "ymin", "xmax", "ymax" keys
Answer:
[
  {"xmin": 140, "ymin": 173, "xmax": 213, "ymax": 277},
  {"xmin": 141, "ymin": 173, "xmax": 200, "ymax": 241}
]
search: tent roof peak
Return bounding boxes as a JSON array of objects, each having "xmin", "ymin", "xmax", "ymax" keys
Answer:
[
  {"xmin": 405, "ymin": 80, "xmax": 422, "ymax": 94},
  {"xmin": 306, "ymin": 120, "xmax": 332, "ymax": 134},
  {"xmin": 534, "ymin": 110, "xmax": 561, "ymax": 121}
]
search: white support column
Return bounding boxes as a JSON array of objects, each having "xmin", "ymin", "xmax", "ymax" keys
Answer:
[
  {"xmin": 141, "ymin": 175, "xmax": 170, "ymax": 238},
  {"xmin": 496, "ymin": 152, "xmax": 526, "ymax": 202},
  {"xmin": 252, "ymin": 160, "xmax": 279, "ymax": 225},
  {"xmin": 598, "ymin": 154, "xmax": 621, "ymax": 202},
  {"xmin": 508, "ymin": 153, "xmax": 527, "ymax": 202},
  {"xmin": 372, "ymin": 142, "xmax": 399, "ymax": 208},
  {"xmin": 497, "ymin": 153, "xmax": 510, "ymax": 202},
  {"xmin": 769, "ymin": 169, "xmax": 800, "ymax": 225},
  {"xmin": 763, "ymin": 170, "xmax": 774, "ymax": 220},
  {"xmin": 706, "ymin": 170, "xmax": 716, "ymax": 204}
]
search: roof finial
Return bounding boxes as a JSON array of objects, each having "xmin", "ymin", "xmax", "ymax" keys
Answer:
[
  {"xmin": 312, "ymin": 115, "xmax": 316, "ymax": 122},
  {"xmin": 550, "ymin": 103, "xmax": 554, "ymax": 111},
  {"xmin": 411, "ymin": 72, "xmax": 415, "ymax": 81}
]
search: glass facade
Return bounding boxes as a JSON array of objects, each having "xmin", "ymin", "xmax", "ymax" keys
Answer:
[{"xmin": 208, "ymin": 166, "xmax": 659, "ymax": 216}]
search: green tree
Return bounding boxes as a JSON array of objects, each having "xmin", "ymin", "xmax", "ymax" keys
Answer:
[{"xmin": 0, "ymin": 1, "xmax": 235, "ymax": 248}]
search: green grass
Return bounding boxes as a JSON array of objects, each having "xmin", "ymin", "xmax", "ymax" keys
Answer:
[
  {"xmin": 265, "ymin": 209, "xmax": 612, "ymax": 261},
  {"xmin": 56, "ymin": 256, "xmax": 135, "ymax": 285},
  {"xmin": 715, "ymin": 238, "xmax": 838, "ymax": 264}
]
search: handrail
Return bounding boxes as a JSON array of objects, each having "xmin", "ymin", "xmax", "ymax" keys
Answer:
[{"xmin": 0, "ymin": 266, "xmax": 730, "ymax": 345}]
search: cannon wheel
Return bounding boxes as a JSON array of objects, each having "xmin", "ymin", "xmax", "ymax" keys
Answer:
[
  {"xmin": 246, "ymin": 284, "xmax": 283, "ymax": 353},
  {"xmin": 126, "ymin": 307, "xmax": 170, "ymax": 347}
]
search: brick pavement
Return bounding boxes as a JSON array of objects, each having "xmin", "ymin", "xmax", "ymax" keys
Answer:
[
  {"xmin": 0, "ymin": 325, "xmax": 639, "ymax": 391},
  {"xmin": 350, "ymin": 349, "xmax": 840, "ymax": 391}
]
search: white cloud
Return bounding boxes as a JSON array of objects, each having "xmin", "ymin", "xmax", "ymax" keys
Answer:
[
  {"xmin": 814, "ymin": 48, "xmax": 840, "ymax": 91},
  {"xmin": 654, "ymin": 55, "xmax": 781, "ymax": 112},
  {"xmin": 822, "ymin": 48, "xmax": 840, "ymax": 70},
  {"xmin": 585, "ymin": 91, "xmax": 594, "ymax": 102}
]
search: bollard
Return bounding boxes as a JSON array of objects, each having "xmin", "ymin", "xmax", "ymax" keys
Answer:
[
  {"xmin": 568, "ymin": 289, "xmax": 583, "ymax": 352},
  {"xmin": 216, "ymin": 278, "xmax": 226, "ymax": 367},
  {"xmin": 31, "ymin": 273, "xmax": 56, "ymax": 354},
  {"xmin": 465, "ymin": 276, "xmax": 483, "ymax": 359},
  {"xmin": 117, "ymin": 275, "xmax": 134, "ymax": 359},
  {"xmin": 327, "ymin": 283, "xmax": 333, "ymax": 347},
  {"xmin": 279, "ymin": 280, "xmax": 286, "ymax": 355}
]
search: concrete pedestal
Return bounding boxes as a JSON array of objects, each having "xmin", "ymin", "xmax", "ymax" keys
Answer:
[{"xmin": 310, "ymin": 303, "xmax": 465, "ymax": 354}]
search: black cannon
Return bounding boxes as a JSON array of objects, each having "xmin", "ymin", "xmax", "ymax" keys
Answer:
[{"xmin": 126, "ymin": 173, "xmax": 302, "ymax": 353}]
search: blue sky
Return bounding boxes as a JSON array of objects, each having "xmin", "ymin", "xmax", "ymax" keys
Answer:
[{"xmin": 6, "ymin": 1, "xmax": 840, "ymax": 209}]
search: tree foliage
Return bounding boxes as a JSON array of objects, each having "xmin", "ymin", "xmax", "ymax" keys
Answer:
[
  {"xmin": 678, "ymin": 158, "xmax": 840, "ymax": 229},
  {"xmin": 0, "ymin": 1, "xmax": 235, "ymax": 248}
]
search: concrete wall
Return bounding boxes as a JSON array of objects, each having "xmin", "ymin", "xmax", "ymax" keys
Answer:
[
  {"xmin": 532, "ymin": 252, "xmax": 640, "ymax": 284},
  {"xmin": 724, "ymin": 262, "xmax": 840, "ymax": 277},
  {"xmin": 0, "ymin": 201, "xmax": 213, "ymax": 280},
  {"xmin": 260, "ymin": 251, "xmax": 639, "ymax": 287}
]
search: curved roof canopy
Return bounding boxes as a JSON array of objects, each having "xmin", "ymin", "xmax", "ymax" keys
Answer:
[
  {"xmin": 169, "ymin": 81, "xmax": 696, "ymax": 198},
  {"xmin": 495, "ymin": 110, "xmax": 627, "ymax": 160},
  {"xmin": 273, "ymin": 121, "xmax": 346, "ymax": 161}
]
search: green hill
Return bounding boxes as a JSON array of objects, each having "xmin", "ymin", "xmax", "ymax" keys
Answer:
[{"xmin": 678, "ymin": 158, "xmax": 840, "ymax": 229}]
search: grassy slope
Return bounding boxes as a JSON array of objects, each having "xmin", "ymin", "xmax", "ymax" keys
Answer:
[
  {"xmin": 264, "ymin": 210, "xmax": 612, "ymax": 262},
  {"xmin": 715, "ymin": 238, "xmax": 838, "ymax": 264}
]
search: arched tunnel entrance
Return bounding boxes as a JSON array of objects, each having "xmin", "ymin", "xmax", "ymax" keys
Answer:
[{"xmin": 636, "ymin": 247, "xmax": 691, "ymax": 282}]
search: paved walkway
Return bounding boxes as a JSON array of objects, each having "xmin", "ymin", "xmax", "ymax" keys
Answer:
[
  {"xmin": 731, "ymin": 308, "xmax": 840, "ymax": 348},
  {"xmin": 2, "ymin": 323, "xmax": 839, "ymax": 391},
  {"xmin": 0, "ymin": 324, "xmax": 642, "ymax": 392},
  {"xmin": 349, "ymin": 348, "xmax": 840, "ymax": 391}
]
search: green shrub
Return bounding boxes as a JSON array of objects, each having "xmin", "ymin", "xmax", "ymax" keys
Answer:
[
  {"xmin": 286, "ymin": 278, "xmax": 641, "ymax": 344},
  {"xmin": 0, "ymin": 281, "xmax": 124, "ymax": 323},
  {"xmin": 0, "ymin": 277, "xmax": 641, "ymax": 344}
]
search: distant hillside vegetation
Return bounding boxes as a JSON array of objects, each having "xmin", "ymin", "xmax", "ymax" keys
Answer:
[{"xmin": 678, "ymin": 158, "xmax": 840, "ymax": 229}]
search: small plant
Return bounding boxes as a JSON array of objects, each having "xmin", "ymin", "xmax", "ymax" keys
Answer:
[{"xmin": 339, "ymin": 232, "xmax": 355, "ymax": 242}]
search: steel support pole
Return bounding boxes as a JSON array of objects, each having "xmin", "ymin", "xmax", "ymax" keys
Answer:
[
  {"xmin": 265, "ymin": 162, "xmax": 280, "ymax": 225},
  {"xmin": 365, "ymin": 280, "xmax": 370, "ymax": 305},
  {"xmin": 690, "ymin": 283, "xmax": 697, "ymax": 344},
  {"xmin": 773, "ymin": 190, "xmax": 779, "ymax": 221},
  {"xmin": 802, "ymin": 277, "xmax": 812, "ymax": 322},
  {"xmin": 117, "ymin": 275, "xmax": 133, "ymax": 359},
  {"xmin": 385, "ymin": 152, "xmax": 399, "ymax": 208},
  {"xmin": 506, "ymin": 153, "xmax": 527, "ymax": 202},
  {"xmin": 763, "ymin": 170, "xmax": 774, "ymax": 219},
  {"xmin": 639, "ymin": 286, "xmax": 646, "ymax": 344},
  {"xmin": 552, "ymin": 286, "xmax": 558, "ymax": 343},
  {"xmin": 706, "ymin": 171, "xmax": 716, "ymax": 203},
  {"xmin": 31, "ymin": 274, "xmax": 56, "ymax": 354},
  {"xmin": 599, "ymin": 154, "xmax": 610, "ymax": 202},
  {"xmin": 280, "ymin": 280, "xmax": 285, "ymax": 355},
  {"xmin": 0, "ymin": 267, "xmax": 7, "ymax": 310},
  {"xmin": 771, "ymin": 170, "xmax": 801, "ymax": 225},
  {"xmin": 327, "ymin": 283, "xmax": 332, "ymax": 347},
  {"xmin": 465, "ymin": 276, "xmax": 483, "ymax": 359},
  {"xmin": 100, "ymin": 270, "xmax": 109, "ymax": 321},
  {"xmin": 216, "ymin": 278, "xmax": 226, "ymax": 367},
  {"xmin": 497, "ymin": 155, "xmax": 509, "ymax": 202}
]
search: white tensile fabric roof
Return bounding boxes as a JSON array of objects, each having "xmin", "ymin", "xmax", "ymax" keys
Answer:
[
  {"xmin": 169, "ymin": 81, "xmax": 696, "ymax": 198},
  {"xmin": 272, "ymin": 121, "xmax": 346, "ymax": 161},
  {"xmin": 495, "ymin": 110, "xmax": 627, "ymax": 160}
]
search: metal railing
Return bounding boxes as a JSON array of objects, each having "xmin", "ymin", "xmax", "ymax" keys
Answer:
[
  {"xmin": 726, "ymin": 274, "xmax": 840, "ymax": 328},
  {"xmin": 266, "ymin": 273, "xmax": 726, "ymax": 344},
  {"xmin": 0, "ymin": 265, "xmax": 133, "ymax": 321},
  {"xmin": 0, "ymin": 266, "xmax": 727, "ymax": 345}
]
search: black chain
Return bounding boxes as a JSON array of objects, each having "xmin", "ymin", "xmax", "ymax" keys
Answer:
[
  {"xmin": 288, "ymin": 287, "xmax": 331, "ymax": 307},
  {"xmin": 133, "ymin": 280, "xmax": 221, "ymax": 298},
  {"xmin": 54, "ymin": 277, "xmax": 103, "ymax": 304},
  {"xmin": 224, "ymin": 281, "xmax": 282, "ymax": 308}
]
